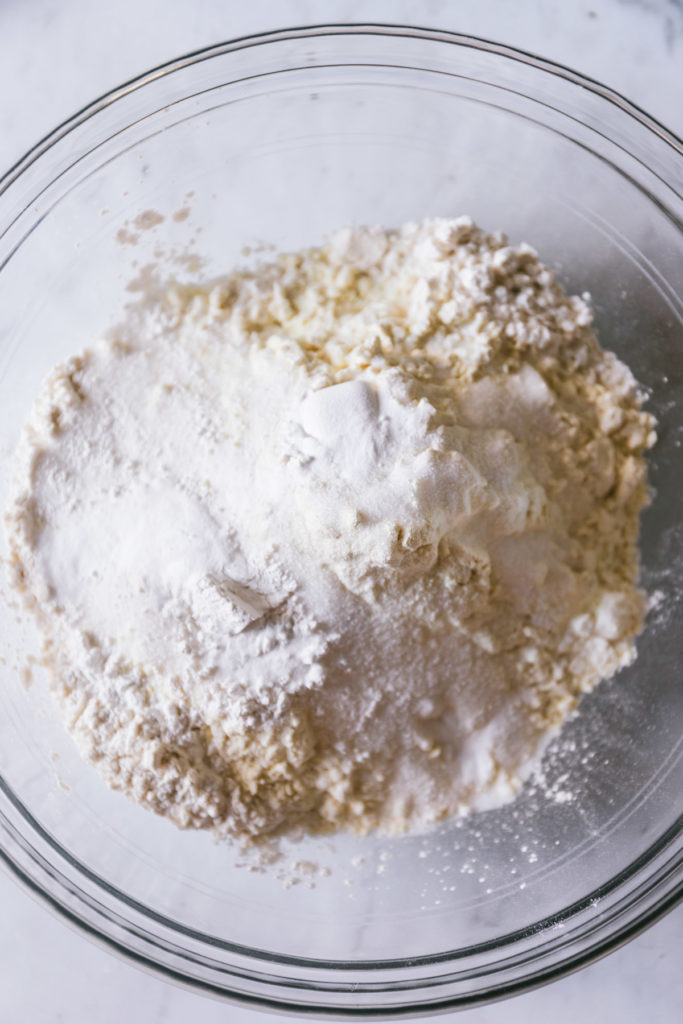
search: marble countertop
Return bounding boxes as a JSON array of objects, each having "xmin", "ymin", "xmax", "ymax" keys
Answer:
[{"xmin": 0, "ymin": 1, "xmax": 681, "ymax": 1021}]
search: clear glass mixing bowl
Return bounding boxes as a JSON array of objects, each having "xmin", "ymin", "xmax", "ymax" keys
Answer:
[{"xmin": 0, "ymin": 25, "xmax": 681, "ymax": 1017}]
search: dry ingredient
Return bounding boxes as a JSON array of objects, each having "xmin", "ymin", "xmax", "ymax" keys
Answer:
[{"xmin": 5, "ymin": 217, "xmax": 655, "ymax": 843}]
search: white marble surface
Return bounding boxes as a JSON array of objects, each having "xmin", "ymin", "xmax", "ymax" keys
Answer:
[{"xmin": 0, "ymin": 0, "xmax": 681, "ymax": 1021}]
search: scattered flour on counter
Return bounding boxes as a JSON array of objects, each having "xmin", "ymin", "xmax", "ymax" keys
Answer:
[{"xmin": 4, "ymin": 217, "xmax": 656, "ymax": 844}]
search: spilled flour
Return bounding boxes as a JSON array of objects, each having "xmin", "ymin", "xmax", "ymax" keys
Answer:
[{"xmin": 5, "ymin": 218, "xmax": 655, "ymax": 844}]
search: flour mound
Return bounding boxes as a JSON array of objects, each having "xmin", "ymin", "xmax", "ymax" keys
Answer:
[{"xmin": 5, "ymin": 217, "xmax": 655, "ymax": 841}]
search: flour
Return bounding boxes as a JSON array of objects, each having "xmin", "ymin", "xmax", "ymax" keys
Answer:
[{"xmin": 5, "ymin": 217, "xmax": 655, "ymax": 843}]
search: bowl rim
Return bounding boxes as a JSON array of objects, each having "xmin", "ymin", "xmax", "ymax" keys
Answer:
[
  {"xmin": 0, "ymin": 22, "xmax": 681, "ymax": 1016},
  {"xmin": 1, "ymin": 22, "xmax": 682, "ymax": 194}
]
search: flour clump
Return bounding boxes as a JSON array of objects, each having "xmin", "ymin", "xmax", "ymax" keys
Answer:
[{"xmin": 5, "ymin": 217, "xmax": 655, "ymax": 842}]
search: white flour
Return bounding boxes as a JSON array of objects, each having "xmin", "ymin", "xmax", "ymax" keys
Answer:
[{"xmin": 5, "ymin": 217, "xmax": 655, "ymax": 842}]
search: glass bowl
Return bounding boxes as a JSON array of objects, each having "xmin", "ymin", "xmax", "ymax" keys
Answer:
[{"xmin": 0, "ymin": 25, "xmax": 681, "ymax": 1017}]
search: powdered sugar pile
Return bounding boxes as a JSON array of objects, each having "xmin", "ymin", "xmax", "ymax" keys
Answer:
[{"xmin": 5, "ymin": 217, "xmax": 655, "ymax": 843}]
